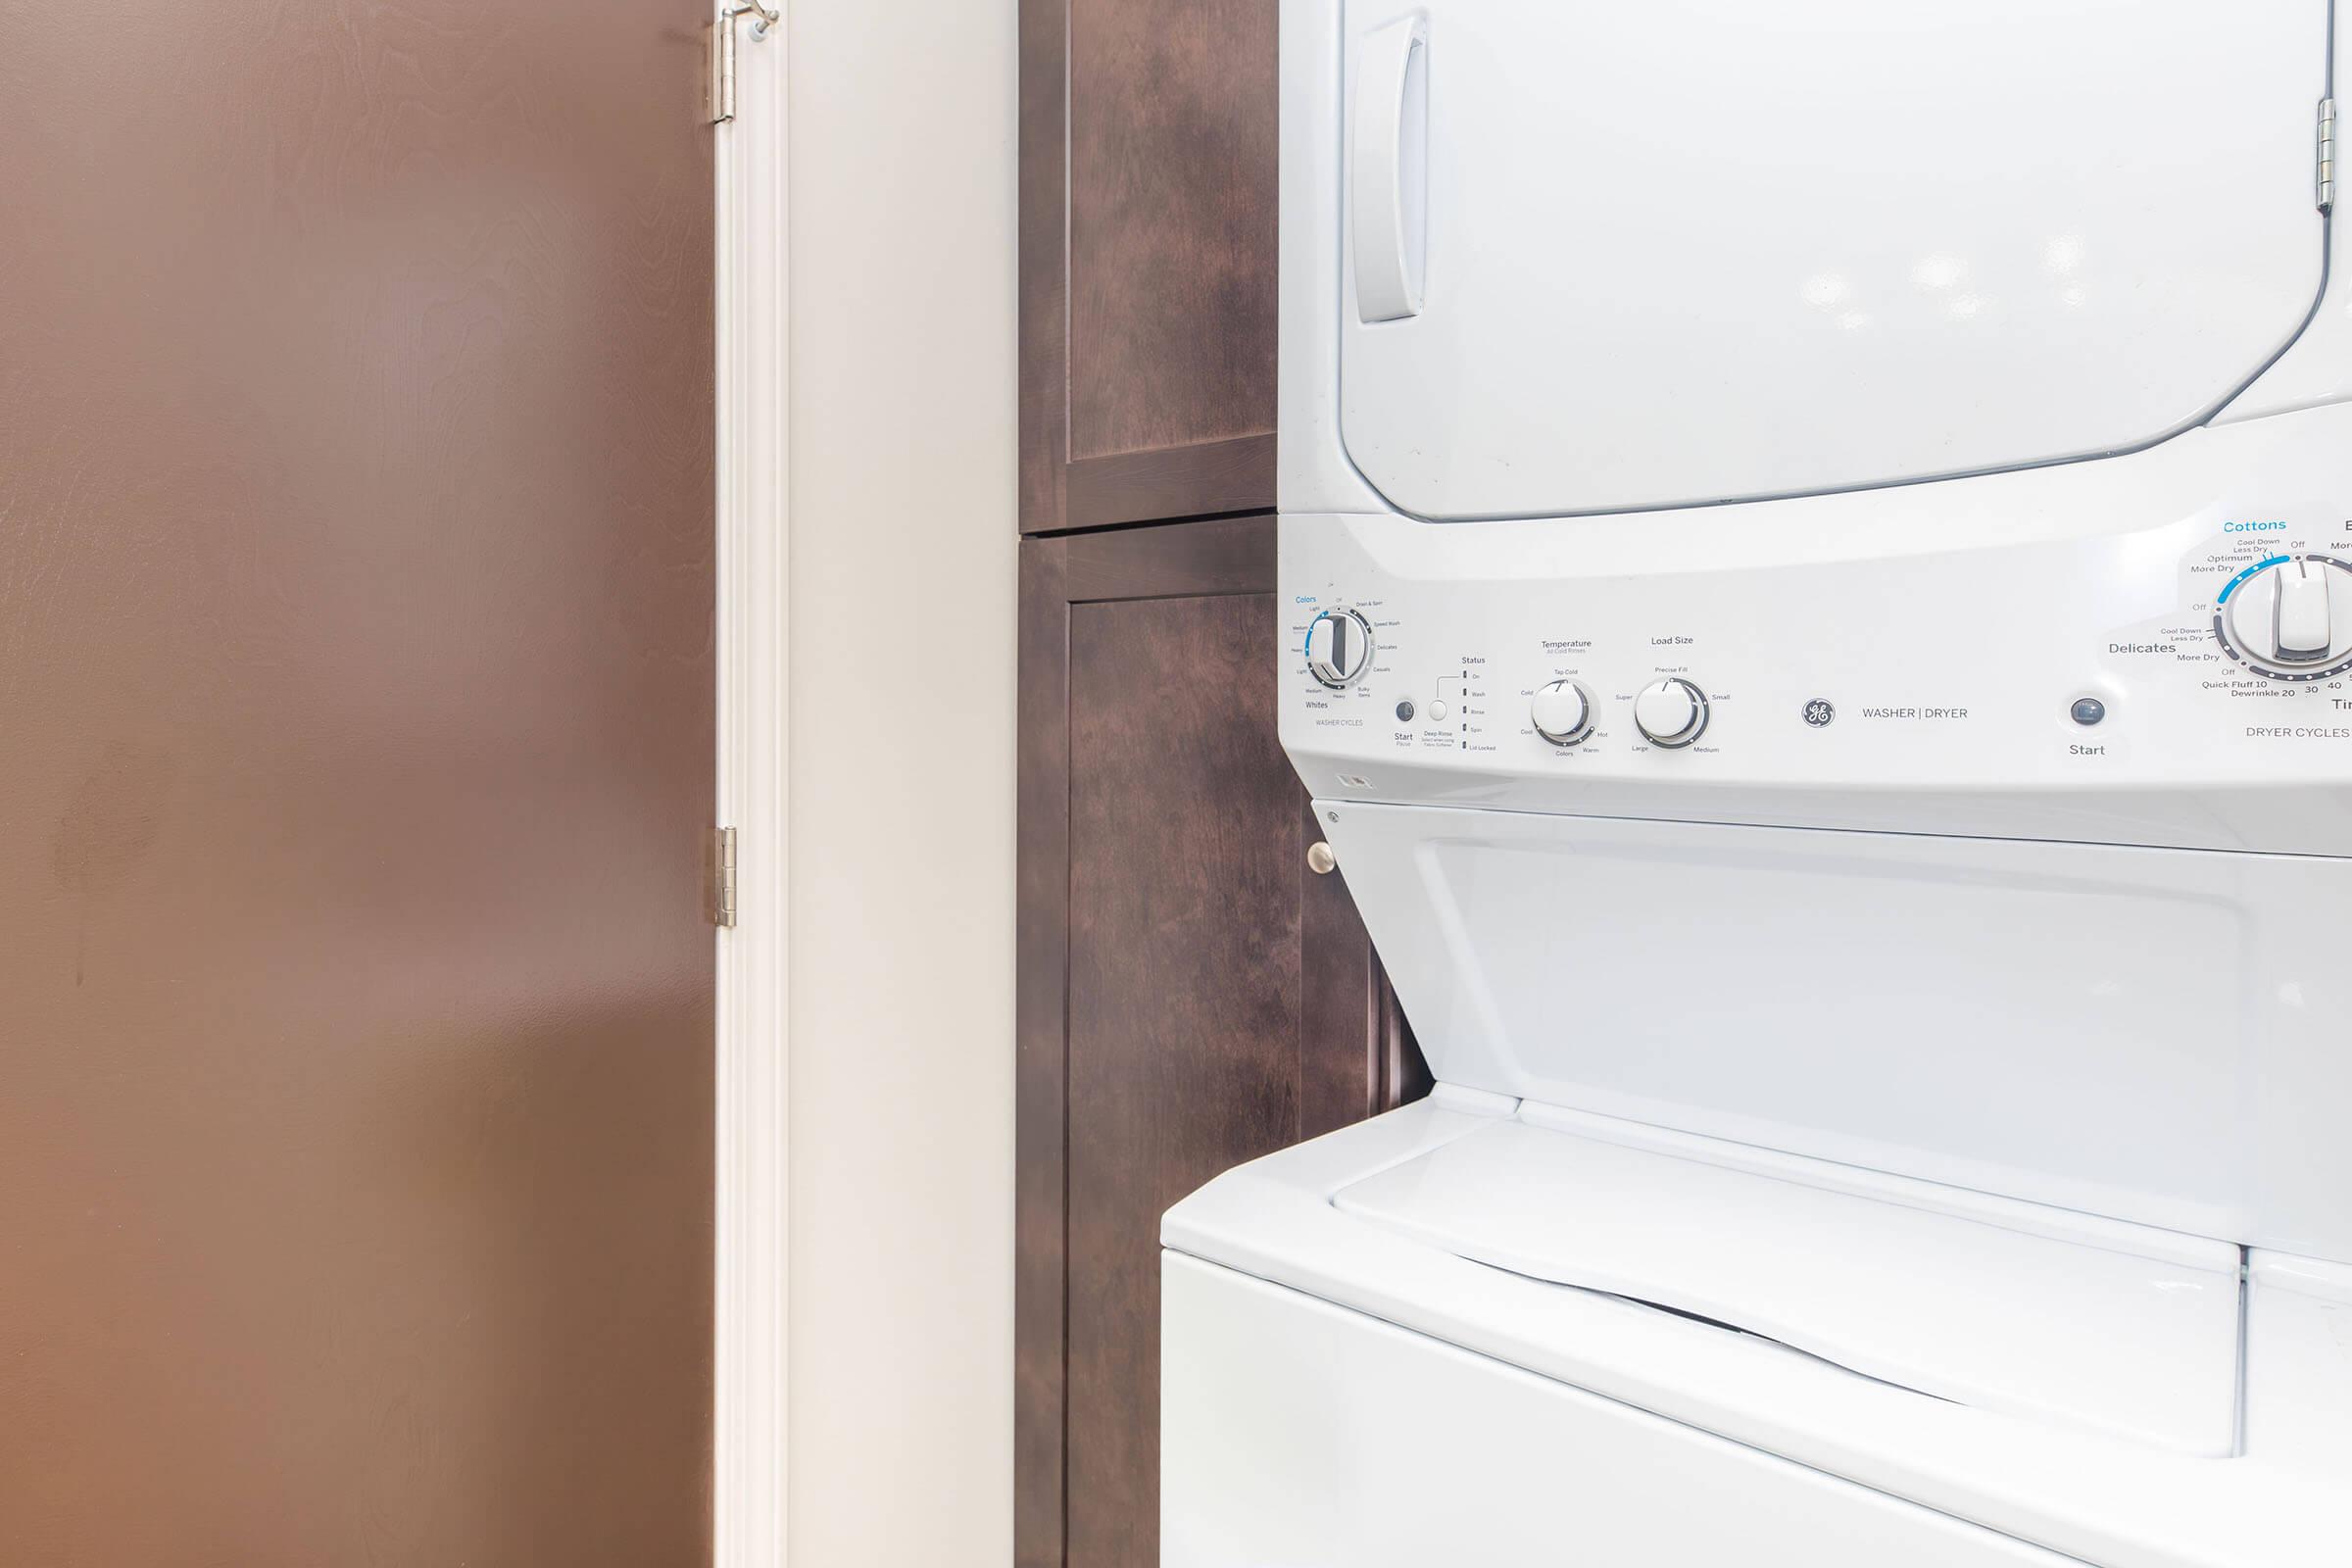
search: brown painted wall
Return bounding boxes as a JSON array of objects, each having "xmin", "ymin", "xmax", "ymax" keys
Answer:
[{"xmin": 0, "ymin": 3, "xmax": 715, "ymax": 1562}]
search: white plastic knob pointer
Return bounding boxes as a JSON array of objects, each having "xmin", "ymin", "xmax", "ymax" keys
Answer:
[
  {"xmin": 1530, "ymin": 680, "xmax": 1592, "ymax": 746},
  {"xmin": 1634, "ymin": 678, "xmax": 1706, "ymax": 746},
  {"xmin": 2228, "ymin": 559, "xmax": 2349, "ymax": 669},
  {"xmin": 1305, "ymin": 610, "xmax": 1373, "ymax": 687},
  {"xmin": 2275, "ymin": 561, "xmax": 2333, "ymax": 661}
]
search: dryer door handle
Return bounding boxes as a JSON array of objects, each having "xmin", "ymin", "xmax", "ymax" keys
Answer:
[{"xmin": 1351, "ymin": 15, "xmax": 1429, "ymax": 324}]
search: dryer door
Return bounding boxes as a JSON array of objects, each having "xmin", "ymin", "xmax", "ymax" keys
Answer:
[{"xmin": 1338, "ymin": 0, "xmax": 2331, "ymax": 520}]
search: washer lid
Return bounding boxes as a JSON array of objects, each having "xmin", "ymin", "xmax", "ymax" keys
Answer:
[
  {"xmin": 1333, "ymin": 1109, "xmax": 2243, "ymax": 1457},
  {"xmin": 1338, "ymin": 0, "xmax": 2330, "ymax": 520}
]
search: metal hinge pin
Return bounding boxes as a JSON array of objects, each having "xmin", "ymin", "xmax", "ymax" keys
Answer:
[
  {"xmin": 709, "ymin": 826, "xmax": 739, "ymax": 928},
  {"xmin": 710, "ymin": 2, "xmax": 781, "ymax": 126},
  {"xmin": 2321, "ymin": 97, "xmax": 2337, "ymax": 214}
]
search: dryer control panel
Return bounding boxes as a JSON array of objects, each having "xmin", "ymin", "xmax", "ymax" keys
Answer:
[{"xmin": 1281, "ymin": 405, "xmax": 2352, "ymax": 857}]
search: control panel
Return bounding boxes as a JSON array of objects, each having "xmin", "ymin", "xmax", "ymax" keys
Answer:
[
  {"xmin": 1304, "ymin": 608, "xmax": 1375, "ymax": 688},
  {"xmin": 1632, "ymin": 678, "xmax": 1708, "ymax": 749},
  {"xmin": 2214, "ymin": 556, "xmax": 2352, "ymax": 680},
  {"xmin": 1280, "ymin": 407, "xmax": 2352, "ymax": 857}
]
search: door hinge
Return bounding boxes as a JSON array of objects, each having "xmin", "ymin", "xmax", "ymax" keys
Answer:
[
  {"xmin": 708, "ymin": 826, "xmax": 739, "ymax": 928},
  {"xmin": 2321, "ymin": 97, "xmax": 2337, "ymax": 214},
  {"xmin": 710, "ymin": 1, "xmax": 780, "ymax": 126}
]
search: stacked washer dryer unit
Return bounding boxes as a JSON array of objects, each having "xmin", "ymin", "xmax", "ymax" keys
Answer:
[{"xmin": 1162, "ymin": 3, "xmax": 2352, "ymax": 1565}]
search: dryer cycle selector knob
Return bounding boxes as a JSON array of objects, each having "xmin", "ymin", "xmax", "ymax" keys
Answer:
[
  {"xmin": 1530, "ymin": 680, "xmax": 1593, "ymax": 747},
  {"xmin": 1634, "ymin": 678, "xmax": 1709, "ymax": 747},
  {"xmin": 1304, "ymin": 609, "xmax": 1375, "ymax": 688},
  {"xmin": 2217, "ymin": 556, "xmax": 2352, "ymax": 681}
]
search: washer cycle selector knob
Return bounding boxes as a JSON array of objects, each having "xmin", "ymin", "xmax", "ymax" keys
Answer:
[
  {"xmin": 1530, "ymin": 680, "xmax": 1593, "ymax": 746},
  {"xmin": 2220, "ymin": 557, "xmax": 2352, "ymax": 678},
  {"xmin": 1304, "ymin": 609, "xmax": 1375, "ymax": 688},
  {"xmin": 1634, "ymin": 678, "xmax": 1708, "ymax": 747}
]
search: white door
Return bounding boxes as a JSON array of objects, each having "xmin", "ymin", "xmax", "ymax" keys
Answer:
[{"xmin": 1339, "ymin": 0, "xmax": 2331, "ymax": 519}]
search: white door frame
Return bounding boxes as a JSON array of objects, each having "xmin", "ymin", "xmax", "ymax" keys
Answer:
[{"xmin": 713, "ymin": 8, "xmax": 789, "ymax": 1564}]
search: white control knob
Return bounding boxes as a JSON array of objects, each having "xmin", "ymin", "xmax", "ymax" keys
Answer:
[
  {"xmin": 1634, "ymin": 677, "xmax": 1708, "ymax": 747},
  {"xmin": 1304, "ymin": 609, "xmax": 1374, "ymax": 688},
  {"xmin": 1530, "ymin": 680, "xmax": 1592, "ymax": 746},
  {"xmin": 2220, "ymin": 557, "xmax": 2352, "ymax": 678},
  {"xmin": 2276, "ymin": 564, "xmax": 2334, "ymax": 660}
]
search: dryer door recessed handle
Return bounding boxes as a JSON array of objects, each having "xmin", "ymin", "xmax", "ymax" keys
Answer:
[{"xmin": 1352, "ymin": 15, "xmax": 1428, "ymax": 324}]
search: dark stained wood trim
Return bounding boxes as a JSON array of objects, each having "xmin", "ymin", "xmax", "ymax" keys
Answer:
[
  {"xmin": 1017, "ymin": 514, "xmax": 1427, "ymax": 1568},
  {"xmin": 1063, "ymin": 433, "xmax": 1278, "ymax": 531},
  {"xmin": 1018, "ymin": 0, "xmax": 1071, "ymax": 535},
  {"xmin": 1299, "ymin": 791, "xmax": 1382, "ymax": 1142},
  {"xmin": 1015, "ymin": 532, "xmax": 1072, "ymax": 1568},
  {"xmin": 1057, "ymin": 511, "xmax": 1276, "ymax": 603},
  {"xmin": 1020, "ymin": 0, "xmax": 1279, "ymax": 535},
  {"xmin": 1017, "ymin": 515, "xmax": 1279, "ymax": 1568},
  {"xmin": 1299, "ymin": 806, "xmax": 1429, "ymax": 1137},
  {"xmin": 1377, "ymin": 969, "xmax": 1433, "ymax": 1111}
]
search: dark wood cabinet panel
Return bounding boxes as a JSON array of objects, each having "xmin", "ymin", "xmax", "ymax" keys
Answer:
[
  {"xmin": 1066, "ymin": 0, "xmax": 1279, "ymax": 465},
  {"xmin": 1300, "ymin": 793, "xmax": 1435, "ymax": 1139},
  {"xmin": 1065, "ymin": 590, "xmax": 1297, "ymax": 1568},
  {"xmin": 1021, "ymin": 0, "xmax": 1280, "ymax": 532},
  {"xmin": 1017, "ymin": 517, "xmax": 1425, "ymax": 1568}
]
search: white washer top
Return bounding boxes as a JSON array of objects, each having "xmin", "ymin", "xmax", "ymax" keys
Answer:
[
  {"xmin": 1333, "ymin": 1110, "xmax": 2240, "ymax": 1456},
  {"xmin": 1164, "ymin": 1093, "xmax": 2352, "ymax": 1568}
]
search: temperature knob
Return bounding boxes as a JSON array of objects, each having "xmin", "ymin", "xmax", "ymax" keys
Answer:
[
  {"xmin": 2218, "ymin": 557, "xmax": 2352, "ymax": 679},
  {"xmin": 1634, "ymin": 678, "xmax": 1709, "ymax": 747},
  {"xmin": 1530, "ymin": 680, "xmax": 1593, "ymax": 746},
  {"xmin": 1304, "ymin": 609, "xmax": 1375, "ymax": 688}
]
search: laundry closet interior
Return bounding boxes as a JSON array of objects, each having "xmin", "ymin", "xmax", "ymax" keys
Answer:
[{"xmin": 1022, "ymin": 3, "xmax": 2352, "ymax": 1566}]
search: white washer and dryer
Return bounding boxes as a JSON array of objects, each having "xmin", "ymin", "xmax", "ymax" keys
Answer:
[{"xmin": 1162, "ymin": 3, "xmax": 2352, "ymax": 1564}]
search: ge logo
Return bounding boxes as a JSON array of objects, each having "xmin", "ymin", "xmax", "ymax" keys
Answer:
[{"xmin": 1802, "ymin": 699, "xmax": 1837, "ymax": 728}]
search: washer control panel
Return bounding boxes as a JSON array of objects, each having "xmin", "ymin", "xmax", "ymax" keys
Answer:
[
  {"xmin": 1633, "ymin": 678, "xmax": 1709, "ymax": 748},
  {"xmin": 1304, "ymin": 607, "xmax": 1375, "ymax": 688},
  {"xmin": 1281, "ymin": 412, "xmax": 2352, "ymax": 856},
  {"xmin": 1530, "ymin": 680, "xmax": 1593, "ymax": 747}
]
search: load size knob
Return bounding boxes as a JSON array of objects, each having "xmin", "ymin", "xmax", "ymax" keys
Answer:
[
  {"xmin": 1634, "ymin": 677, "xmax": 1709, "ymax": 747},
  {"xmin": 1304, "ymin": 609, "xmax": 1375, "ymax": 688},
  {"xmin": 2218, "ymin": 556, "xmax": 2352, "ymax": 680},
  {"xmin": 1530, "ymin": 680, "xmax": 1593, "ymax": 746}
]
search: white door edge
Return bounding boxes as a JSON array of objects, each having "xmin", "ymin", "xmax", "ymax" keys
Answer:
[{"xmin": 714, "ymin": 6, "xmax": 790, "ymax": 1564}]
